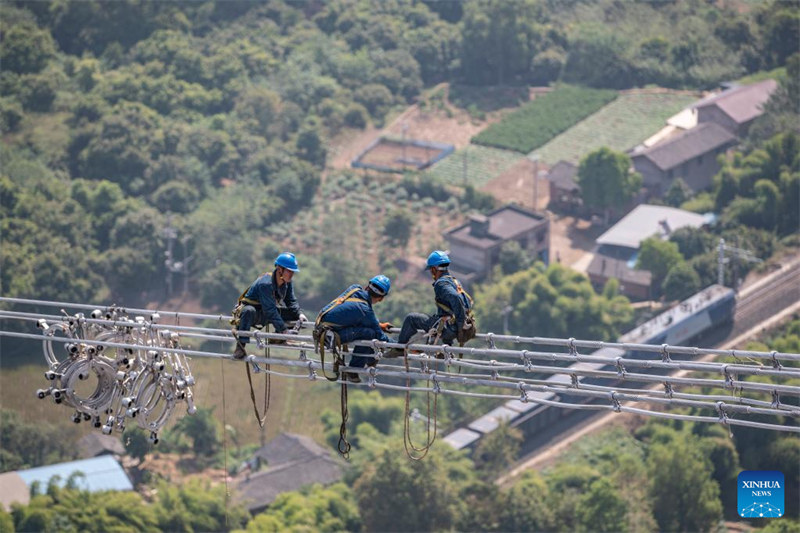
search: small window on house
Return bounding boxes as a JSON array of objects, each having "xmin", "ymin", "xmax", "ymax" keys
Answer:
[{"xmin": 536, "ymin": 230, "xmax": 545, "ymax": 244}]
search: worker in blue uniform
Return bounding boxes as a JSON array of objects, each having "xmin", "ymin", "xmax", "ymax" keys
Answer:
[
  {"xmin": 316, "ymin": 275, "xmax": 393, "ymax": 382},
  {"xmin": 233, "ymin": 252, "xmax": 305, "ymax": 359},
  {"xmin": 387, "ymin": 250, "xmax": 473, "ymax": 357}
]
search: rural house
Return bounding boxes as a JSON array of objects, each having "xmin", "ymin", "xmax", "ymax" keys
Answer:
[
  {"xmin": 444, "ymin": 204, "xmax": 550, "ymax": 285},
  {"xmin": 547, "ymin": 160, "xmax": 582, "ymax": 213},
  {"xmin": 632, "ymin": 79, "xmax": 776, "ymax": 197},
  {"xmin": 0, "ymin": 456, "xmax": 133, "ymax": 511},
  {"xmin": 631, "ymin": 122, "xmax": 737, "ymax": 196},
  {"xmin": 586, "ymin": 204, "xmax": 710, "ymax": 300},
  {"xmin": 234, "ymin": 433, "xmax": 344, "ymax": 514},
  {"xmin": 694, "ymin": 79, "xmax": 778, "ymax": 136}
]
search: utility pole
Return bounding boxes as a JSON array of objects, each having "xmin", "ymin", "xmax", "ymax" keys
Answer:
[
  {"xmin": 163, "ymin": 216, "xmax": 192, "ymax": 298},
  {"xmin": 462, "ymin": 146, "xmax": 468, "ymax": 187},
  {"xmin": 502, "ymin": 304, "xmax": 513, "ymax": 335},
  {"xmin": 717, "ymin": 238, "xmax": 762, "ymax": 289},
  {"xmin": 402, "ymin": 122, "xmax": 408, "ymax": 170},
  {"xmin": 163, "ymin": 216, "xmax": 178, "ymax": 297},
  {"xmin": 529, "ymin": 153, "xmax": 540, "ymax": 211}
]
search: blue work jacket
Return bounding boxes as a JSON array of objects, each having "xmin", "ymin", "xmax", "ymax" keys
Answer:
[
  {"xmin": 243, "ymin": 270, "xmax": 300, "ymax": 332},
  {"xmin": 318, "ymin": 285, "xmax": 388, "ymax": 343},
  {"xmin": 433, "ymin": 273, "xmax": 468, "ymax": 329}
]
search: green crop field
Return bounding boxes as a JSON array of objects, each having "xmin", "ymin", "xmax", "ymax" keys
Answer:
[
  {"xmin": 426, "ymin": 145, "xmax": 523, "ymax": 188},
  {"xmin": 534, "ymin": 91, "xmax": 698, "ymax": 165},
  {"xmin": 471, "ymin": 86, "xmax": 618, "ymax": 153}
]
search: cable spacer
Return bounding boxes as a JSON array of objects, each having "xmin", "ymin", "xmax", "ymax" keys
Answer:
[
  {"xmin": 722, "ymin": 364, "xmax": 733, "ymax": 389},
  {"xmin": 432, "ymin": 373, "xmax": 441, "ymax": 394},
  {"xmin": 486, "ymin": 332, "xmax": 495, "ymax": 350},
  {"xmin": 367, "ymin": 366, "xmax": 377, "ymax": 389},
  {"xmin": 715, "ymin": 401, "xmax": 729, "ymax": 425},
  {"xmin": 615, "ymin": 357, "xmax": 626, "ymax": 378},
  {"xmin": 610, "ymin": 391, "xmax": 621, "ymax": 412},
  {"xmin": 520, "ymin": 350, "xmax": 533, "ymax": 372},
  {"xmin": 661, "ymin": 344, "xmax": 671, "ymax": 363},
  {"xmin": 571, "ymin": 373, "xmax": 579, "ymax": 388},
  {"xmin": 663, "ymin": 381, "xmax": 674, "ymax": 398},
  {"xmin": 307, "ymin": 360, "xmax": 317, "ymax": 381},
  {"xmin": 518, "ymin": 381, "xmax": 528, "ymax": 403},
  {"xmin": 568, "ymin": 337, "xmax": 577, "ymax": 356},
  {"xmin": 441, "ymin": 344, "xmax": 451, "ymax": 361},
  {"xmin": 770, "ymin": 350, "xmax": 782, "ymax": 370},
  {"xmin": 771, "ymin": 389, "xmax": 781, "ymax": 409},
  {"xmin": 298, "ymin": 349, "xmax": 307, "ymax": 362}
]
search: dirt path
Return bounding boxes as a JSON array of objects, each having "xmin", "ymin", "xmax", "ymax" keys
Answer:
[{"xmin": 328, "ymin": 84, "xmax": 497, "ymax": 172}]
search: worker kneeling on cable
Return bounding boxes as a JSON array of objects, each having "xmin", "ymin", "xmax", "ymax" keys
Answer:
[
  {"xmin": 315, "ymin": 275, "xmax": 394, "ymax": 383},
  {"xmin": 387, "ymin": 250, "xmax": 476, "ymax": 358},
  {"xmin": 232, "ymin": 252, "xmax": 306, "ymax": 360}
]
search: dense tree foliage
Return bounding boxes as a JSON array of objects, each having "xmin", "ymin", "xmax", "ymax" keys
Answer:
[
  {"xmin": 577, "ymin": 147, "xmax": 642, "ymax": 224},
  {"xmin": 8, "ymin": 479, "xmax": 248, "ymax": 532},
  {"xmin": 0, "ymin": 410, "xmax": 79, "ymax": 471},
  {"xmin": 473, "ymin": 262, "xmax": 634, "ymax": 341}
]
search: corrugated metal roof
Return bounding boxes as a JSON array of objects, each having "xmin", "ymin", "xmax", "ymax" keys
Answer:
[
  {"xmin": 596, "ymin": 204, "xmax": 707, "ymax": 249},
  {"xmin": 442, "ymin": 428, "xmax": 481, "ymax": 450},
  {"xmin": 15, "ymin": 455, "xmax": 133, "ymax": 493}
]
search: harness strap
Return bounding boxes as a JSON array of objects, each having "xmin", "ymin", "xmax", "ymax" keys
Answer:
[{"xmin": 316, "ymin": 287, "xmax": 368, "ymax": 328}]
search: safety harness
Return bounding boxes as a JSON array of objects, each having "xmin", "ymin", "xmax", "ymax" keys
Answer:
[
  {"xmin": 230, "ymin": 271, "xmax": 283, "ymax": 328},
  {"xmin": 312, "ymin": 286, "xmax": 371, "ymax": 460},
  {"xmin": 433, "ymin": 275, "xmax": 477, "ymax": 347}
]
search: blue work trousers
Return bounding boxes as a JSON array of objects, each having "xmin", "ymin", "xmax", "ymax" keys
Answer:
[
  {"xmin": 349, "ymin": 345, "xmax": 374, "ymax": 368},
  {"xmin": 398, "ymin": 313, "xmax": 456, "ymax": 345},
  {"xmin": 238, "ymin": 306, "xmax": 295, "ymax": 343}
]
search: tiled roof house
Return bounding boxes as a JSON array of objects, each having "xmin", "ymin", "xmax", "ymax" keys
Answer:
[{"xmin": 233, "ymin": 433, "xmax": 344, "ymax": 514}]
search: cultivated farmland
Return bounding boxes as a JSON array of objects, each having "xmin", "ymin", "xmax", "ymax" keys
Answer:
[
  {"xmin": 426, "ymin": 144, "xmax": 523, "ymax": 188},
  {"xmin": 534, "ymin": 90, "xmax": 699, "ymax": 165},
  {"xmin": 471, "ymin": 86, "xmax": 618, "ymax": 153}
]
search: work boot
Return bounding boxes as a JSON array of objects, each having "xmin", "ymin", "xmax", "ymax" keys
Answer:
[
  {"xmin": 346, "ymin": 372, "xmax": 362, "ymax": 384},
  {"xmin": 384, "ymin": 347, "xmax": 405, "ymax": 358},
  {"xmin": 233, "ymin": 342, "xmax": 247, "ymax": 360}
]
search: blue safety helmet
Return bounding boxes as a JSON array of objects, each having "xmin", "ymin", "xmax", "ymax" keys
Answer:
[
  {"xmin": 425, "ymin": 250, "xmax": 450, "ymax": 270},
  {"xmin": 274, "ymin": 252, "xmax": 300, "ymax": 272},
  {"xmin": 368, "ymin": 275, "xmax": 391, "ymax": 296}
]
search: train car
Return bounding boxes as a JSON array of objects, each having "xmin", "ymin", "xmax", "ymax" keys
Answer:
[{"xmin": 442, "ymin": 284, "xmax": 737, "ymax": 452}]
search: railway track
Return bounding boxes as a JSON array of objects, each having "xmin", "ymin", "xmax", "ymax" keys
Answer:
[{"xmin": 499, "ymin": 257, "xmax": 800, "ymax": 484}]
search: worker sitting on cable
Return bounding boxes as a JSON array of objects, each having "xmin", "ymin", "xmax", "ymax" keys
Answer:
[
  {"xmin": 386, "ymin": 250, "xmax": 475, "ymax": 358},
  {"xmin": 233, "ymin": 252, "xmax": 305, "ymax": 359},
  {"xmin": 316, "ymin": 275, "xmax": 394, "ymax": 383}
]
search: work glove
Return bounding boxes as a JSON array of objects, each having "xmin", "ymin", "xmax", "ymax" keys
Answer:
[
  {"xmin": 380, "ymin": 322, "xmax": 393, "ymax": 332},
  {"xmin": 298, "ymin": 313, "xmax": 308, "ymax": 323}
]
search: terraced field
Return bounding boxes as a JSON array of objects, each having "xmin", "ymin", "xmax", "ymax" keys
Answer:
[
  {"xmin": 532, "ymin": 91, "xmax": 698, "ymax": 165},
  {"xmin": 426, "ymin": 144, "xmax": 523, "ymax": 188}
]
